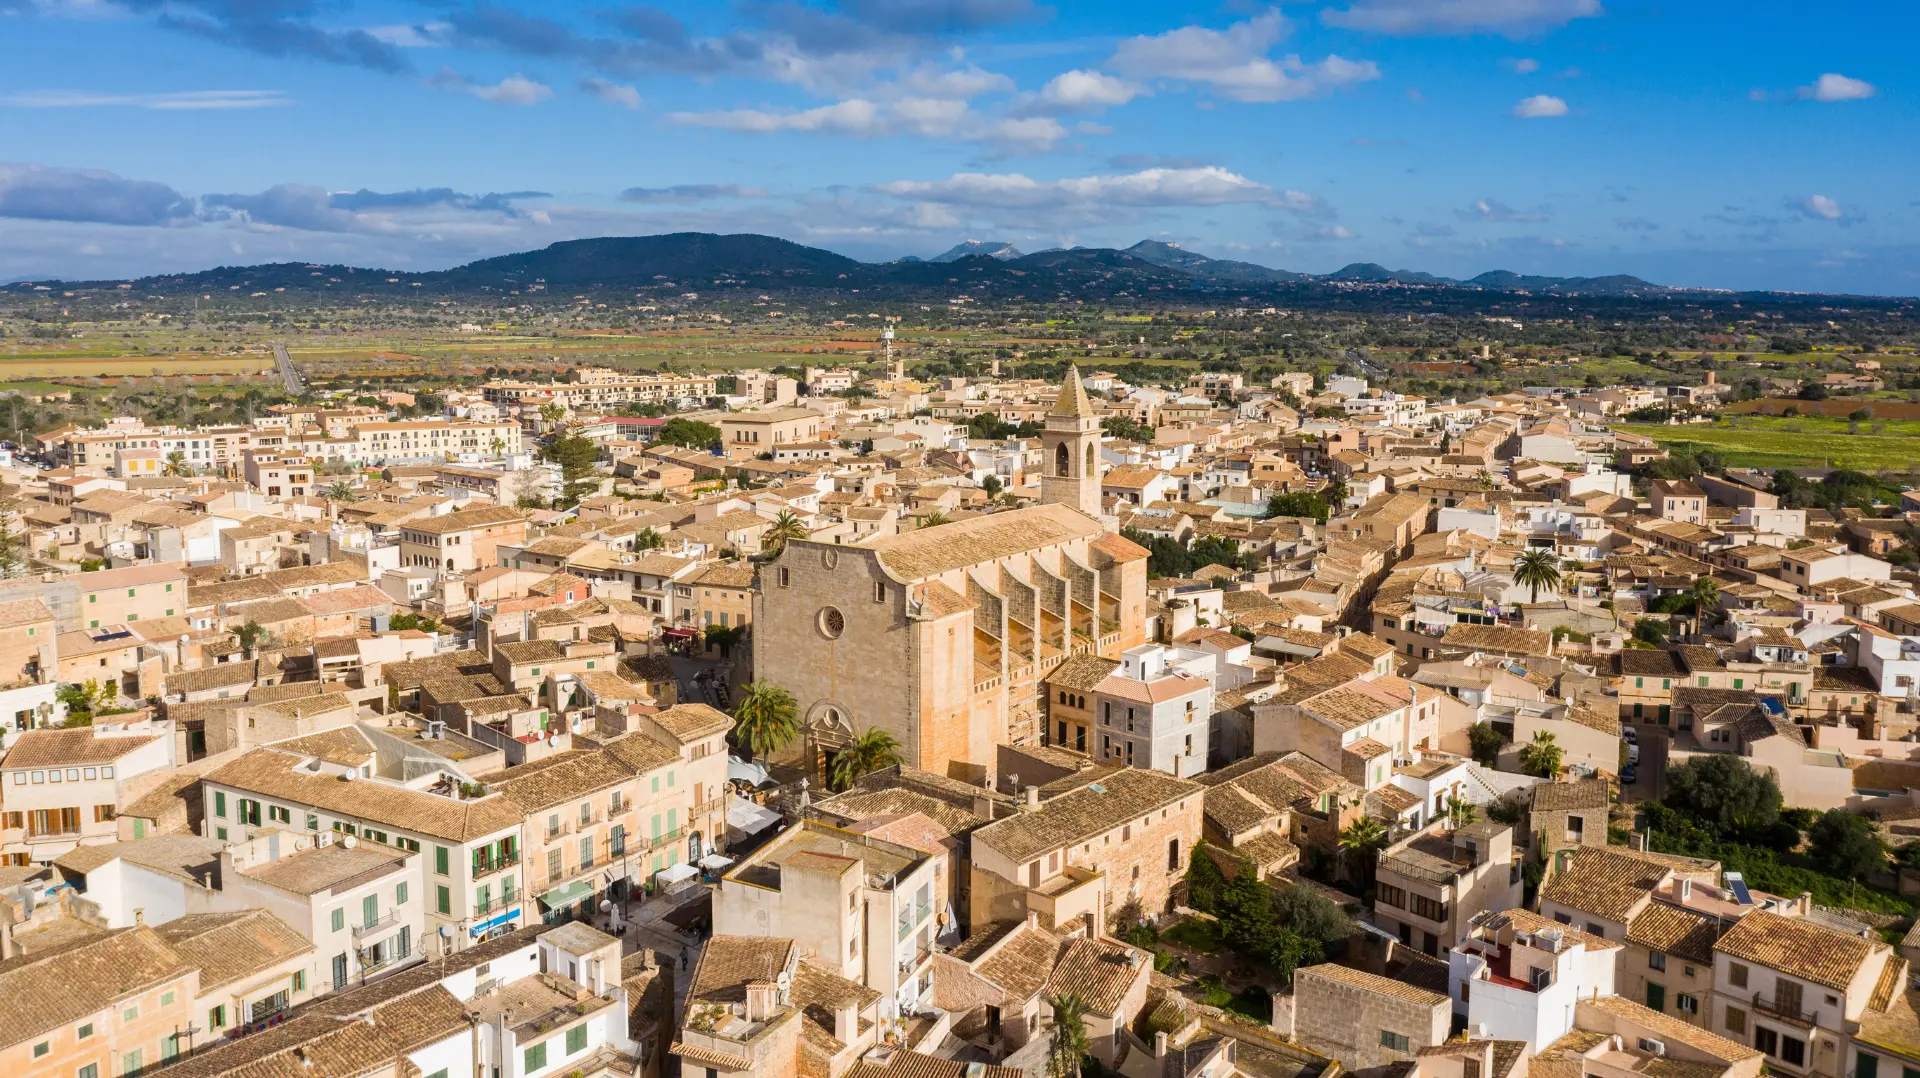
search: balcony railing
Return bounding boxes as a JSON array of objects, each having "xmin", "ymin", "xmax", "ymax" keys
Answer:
[
  {"xmin": 474, "ymin": 896, "xmax": 518, "ymax": 918},
  {"xmin": 473, "ymin": 853, "xmax": 521, "ymax": 880},
  {"xmin": 1752, "ymin": 991, "xmax": 1817, "ymax": 1027},
  {"xmin": 645, "ymin": 826, "xmax": 688, "ymax": 853},
  {"xmin": 351, "ymin": 910, "xmax": 398, "ymax": 939}
]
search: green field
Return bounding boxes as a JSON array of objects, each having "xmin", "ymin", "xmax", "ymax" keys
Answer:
[{"xmin": 1618, "ymin": 421, "xmax": 1920, "ymax": 472}]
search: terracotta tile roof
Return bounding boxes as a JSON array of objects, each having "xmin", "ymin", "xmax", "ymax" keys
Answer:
[
  {"xmin": 973, "ymin": 766, "xmax": 1199, "ymax": 863},
  {"xmin": 1295, "ymin": 962, "xmax": 1448, "ymax": 1007},
  {"xmin": 400, "ymin": 505, "xmax": 527, "ymax": 534},
  {"xmin": 1531, "ymin": 779, "xmax": 1610, "ymax": 812},
  {"xmin": 870, "ymin": 503, "xmax": 1102, "ymax": 580},
  {"xmin": 1583, "ymin": 996, "xmax": 1762, "ymax": 1062},
  {"xmin": 0, "ymin": 926, "xmax": 191, "ymax": 1045},
  {"xmin": 154, "ymin": 909, "xmax": 313, "ymax": 992},
  {"xmin": 688, "ymin": 935, "xmax": 796, "ymax": 1003},
  {"xmin": 647, "ymin": 702, "xmax": 734, "ymax": 743},
  {"xmin": 1713, "ymin": 908, "xmax": 1881, "ymax": 992},
  {"xmin": 1627, "ymin": 903, "xmax": 1720, "ymax": 964},
  {"xmin": 486, "ymin": 749, "xmax": 633, "ymax": 813},
  {"xmin": 1047, "ymin": 935, "xmax": 1148, "ymax": 1015},
  {"xmin": 1539, "ymin": 846, "xmax": 1670, "ymax": 923},
  {"xmin": 1486, "ymin": 908, "xmax": 1620, "ymax": 952},
  {"xmin": 1047, "ymin": 654, "xmax": 1121, "ymax": 693},
  {"xmin": 204, "ymin": 747, "xmax": 524, "ymax": 842},
  {"xmin": 3, "ymin": 727, "xmax": 163, "ymax": 768}
]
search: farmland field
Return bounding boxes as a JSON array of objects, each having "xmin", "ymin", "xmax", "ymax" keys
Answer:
[{"xmin": 1616, "ymin": 422, "xmax": 1920, "ymax": 472}]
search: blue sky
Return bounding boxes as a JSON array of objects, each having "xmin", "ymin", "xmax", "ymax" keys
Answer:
[{"xmin": 0, "ymin": 0, "xmax": 1913, "ymax": 294}]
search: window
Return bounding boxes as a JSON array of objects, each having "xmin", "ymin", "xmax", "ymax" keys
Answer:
[
  {"xmin": 161, "ymin": 991, "xmax": 174, "ymax": 1006},
  {"xmin": 123, "ymin": 1005, "xmax": 139, "ymax": 1022},
  {"xmin": 293, "ymin": 970, "xmax": 305, "ymax": 992},
  {"xmin": 1379, "ymin": 1031, "xmax": 1410, "ymax": 1053},
  {"xmin": 363, "ymin": 894, "xmax": 379, "ymax": 928},
  {"xmin": 566, "ymin": 1025, "xmax": 587, "ymax": 1055},
  {"xmin": 1649, "ymin": 951, "xmax": 1666, "ymax": 972},
  {"xmin": 435, "ymin": 845, "xmax": 449, "ymax": 875},
  {"xmin": 78, "ymin": 1022, "xmax": 93, "ymax": 1039},
  {"xmin": 525, "ymin": 1042, "xmax": 548, "ymax": 1072},
  {"xmin": 1780, "ymin": 1036, "xmax": 1805, "ymax": 1067},
  {"xmin": 1646, "ymin": 984, "xmax": 1665, "ymax": 1011},
  {"xmin": 33, "ymin": 1042, "xmax": 48, "ymax": 1058},
  {"xmin": 331, "ymin": 908, "xmax": 344, "ymax": 932},
  {"xmin": 436, "ymin": 885, "xmax": 451, "ymax": 915},
  {"xmin": 1724, "ymin": 1006, "xmax": 1746, "ymax": 1035},
  {"xmin": 209, "ymin": 1004, "xmax": 226, "ymax": 1029},
  {"xmin": 122, "ymin": 1050, "xmax": 142, "ymax": 1077},
  {"xmin": 1677, "ymin": 994, "xmax": 1698, "ymax": 1015},
  {"xmin": 214, "ymin": 791, "xmax": 227, "ymax": 817},
  {"xmin": 1857, "ymin": 1054, "xmax": 1880, "ymax": 1078},
  {"xmin": 1729, "ymin": 962, "xmax": 1748, "ymax": 988},
  {"xmin": 333, "ymin": 953, "xmax": 348, "ymax": 989},
  {"xmin": 79, "ymin": 1066, "xmax": 98, "ymax": 1078}
]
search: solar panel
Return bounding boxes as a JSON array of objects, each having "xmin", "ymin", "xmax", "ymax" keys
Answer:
[{"xmin": 1725, "ymin": 870, "xmax": 1753, "ymax": 906}]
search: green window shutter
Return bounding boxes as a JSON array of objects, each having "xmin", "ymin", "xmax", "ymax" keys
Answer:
[
  {"xmin": 363, "ymin": 894, "xmax": 378, "ymax": 926},
  {"xmin": 1646, "ymin": 984, "xmax": 1665, "ymax": 1011},
  {"xmin": 1856, "ymin": 1057, "xmax": 1878, "ymax": 1078},
  {"xmin": 396, "ymin": 882, "xmax": 408, "ymax": 905},
  {"xmin": 331, "ymin": 908, "xmax": 344, "ymax": 932},
  {"xmin": 435, "ymin": 846, "xmax": 449, "ymax": 875},
  {"xmin": 524, "ymin": 1042, "xmax": 547, "ymax": 1072},
  {"xmin": 566, "ymin": 1025, "xmax": 587, "ymax": 1055},
  {"xmin": 436, "ymin": 885, "xmax": 450, "ymax": 915},
  {"xmin": 667, "ymin": 808, "xmax": 677, "ymax": 832},
  {"xmin": 214, "ymin": 791, "xmax": 227, "ymax": 818}
]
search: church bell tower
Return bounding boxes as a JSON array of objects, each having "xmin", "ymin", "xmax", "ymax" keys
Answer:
[{"xmin": 1040, "ymin": 364, "xmax": 1101, "ymax": 517}]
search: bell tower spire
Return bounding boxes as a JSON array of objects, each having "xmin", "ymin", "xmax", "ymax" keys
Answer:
[{"xmin": 1040, "ymin": 364, "xmax": 1101, "ymax": 517}]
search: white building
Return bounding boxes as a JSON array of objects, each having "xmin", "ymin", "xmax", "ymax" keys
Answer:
[
  {"xmin": 1450, "ymin": 908, "xmax": 1620, "ymax": 1049},
  {"xmin": 1091, "ymin": 644, "xmax": 1214, "ymax": 777}
]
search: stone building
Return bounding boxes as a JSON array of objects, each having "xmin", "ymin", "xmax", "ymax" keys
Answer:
[
  {"xmin": 1291, "ymin": 962, "xmax": 1452, "ymax": 1072},
  {"xmin": 754, "ymin": 502, "xmax": 1148, "ymax": 782}
]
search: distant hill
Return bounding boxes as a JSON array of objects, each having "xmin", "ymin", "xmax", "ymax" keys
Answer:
[
  {"xmin": 16, "ymin": 229, "xmax": 1687, "ymax": 305},
  {"xmin": 1123, "ymin": 240, "xmax": 1307, "ymax": 284},
  {"xmin": 929, "ymin": 240, "xmax": 1023, "ymax": 262}
]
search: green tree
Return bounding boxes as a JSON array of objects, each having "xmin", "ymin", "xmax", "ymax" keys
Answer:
[
  {"xmin": 828, "ymin": 727, "xmax": 904, "ymax": 790},
  {"xmin": 703, "ymin": 624, "xmax": 746, "ymax": 659},
  {"xmin": 1271, "ymin": 884, "xmax": 1353, "ymax": 946},
  {"xmin": 538, "ymin": 401, "xmax": 567, "ymax": 427},
  {"xmin": 1519, "ymin": 731, "xmax": 1563, "ymax": 777},
  {"xmin": 540, "ymin": 432, "xmax": 600, "ymax": 507},
  {"xmin": 633, "ymin": 527, "xmax": 664, "ymax": 551},
  {"xmin": 1100, "ymin": 416, "xmax": 1155, "ymax": 443},
  {"xmin": 918, "ymin": 510, "xmax": 951, "ymax": 529},
  {"xmin": 1807, "ymin": 809, "xmax": 1885, "ymax": 881},
  {"xmin": 234, "ymin": 620, "xmax": 270, "ymax": 657},
  {"xmin": 1322, "ymin": 475, "xmax": 1350, "ymax": 512},
  {"xmin": 165, "ymin": 449, "xmax": 188, "ymax": 476},
  {"xmin": 731, "ymin": 681, "xmax": 800, "ymax": 763},
  {"xmin": 1632, "ymin": 618, "xmax": 1670, "ymax": 646},
  {"xmin": 1185, "ymin": 845, "xmax": 1227, "ymax": 912},
  {"xmin": 760, "ymin": 509, "xmax": 808, "ymax": 555},
  {"xmin": 1690, "ymin": 577, "xmax": 1721, "ymax": 632},
  {"xmin": 1663, "ymin": 754, "xmax": 1782, "ymax": 840},
  {"xmin": 1267, "ymin": 490, "xmax": 1329, "ymax": 523},
  {"xmin": 1046, "ymin": 993, "xmax": 1091, "ymax": 1078},
  {"xmin": 1445, "ymin": 794, "xmax": 1478, "ymax": 828},
  {"xmin": 655, "ymin": 417, "xmax": 721, "ymax": 450},
  {"xmin": 1339, "ymin": 815, "xmax": 1389, "ymax": 890},
  {"xmin": 1514, "ymin": 548, "xmax": 1563, "ymax": 604},
  {"xmin": 322, "ymin": 480, "xmax": 359, "ymax": 503},
  {"xmin": 1468, "ymin": 721, "xmax": 1505, "ymax": 767},
  {"xmin": 981, "ymin": 475, "xmax": 1002, "ymax": 497}
]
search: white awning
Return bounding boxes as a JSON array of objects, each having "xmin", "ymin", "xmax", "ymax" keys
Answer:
[
  {"xmin": 697, "ymin": 853, "xmax": 734, "ymax": 870},
  {"xmin": 654, "ymin": 861, "xmax": 698, "ymax": 885},
  {"xmin": 728, "ymin": 756, "xmax": 771, "ymax": 788},
  {"xmin": 727, "ymin": 794, "xmax": 782, "ymax": 834}
]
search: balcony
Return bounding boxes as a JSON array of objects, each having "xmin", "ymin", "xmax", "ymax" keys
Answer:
[
  {"xmin": 896, "ymin": 942, "xmax": 932, "ymax": 982},
  {"xmin": 1753, "ymin": 991, "xmax": 1817, "ymax": 1028},
  {"xmin": 474, "ymin": 895, "xmax": 518, "ymax": 918},
  {"xmin": 351, "ymin": 910, "xmax": 398, "ymax": 940},
  {"xmin": 645, "ymin": 826, "xmax": 688, "ymax": 853},
  {"xmin": 473, "ymin": 853, "xmax": 521, "ymax": 880}
]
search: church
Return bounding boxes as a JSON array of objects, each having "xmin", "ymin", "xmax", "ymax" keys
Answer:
[{"xmin": 752, "ymin": 366, "xmax": 1150, "ymax": 783}]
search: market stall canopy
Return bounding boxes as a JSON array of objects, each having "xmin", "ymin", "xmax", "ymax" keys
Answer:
[{"xmin": 727, "ymin": 794, "xmax": 782, "ymax": 835}]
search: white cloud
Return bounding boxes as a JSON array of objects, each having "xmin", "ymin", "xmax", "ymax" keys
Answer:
[
  {"xmin": 877, "ymin": 166, "xmax": 1278, "ymax": 211},
  {"xmin": 1458, "ymin": 198, "xmax": 1548, "ymax": 221},
  {"xmin": 2, "ymin": 89, "xmax": 290, "ymax": 110},
  {"xmin": 1110, "ymin": 13, "xmax": 1381, "ymax": 103},
  {"xmin": 1039, "ymin": 69, "xmax": 1144, "ymax": 109},
  {"xmin": 579, "ymin": 77, "xmax": 641, "ymax": 110},
  {"xmin": 1513, "ymin": 93, "xmax": 1567, "ymax": 117},
  {"xmin": 672, "ymin": 96, "xmax": 1077, "ymax": 151},
  {"xmin": 1802, "ymin": 73, "xmax": 1874, "ymax": 102},
  {"xmin": 1799, "ymin": 194, "xmax": 1843, "ymax": 220},
  {"xmin": 902, "ymin": 65, "xmax": 1014, "ymax": 99},
  {"xmin": 364, "ymin": 22, "xmax": 450, "ymax": 48},
  {"xmin": 1504, "ymin": 57, "xmax": 1540, "ymax": 74},
  {"xmin": 430, "ymin": 70, "xmax": 553, "ymax": 106},
  {"xmin": 1322, "ymin": 0, "xmax": 1601, "ymax": 36},
  {"xmin": 981, "ymin": 116, "xmax": 1068, "ymax": 152}
]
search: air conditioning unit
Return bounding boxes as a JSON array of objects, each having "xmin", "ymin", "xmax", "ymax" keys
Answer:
[{"xmin": 1641, "ymin": 1039, "xmax": 1667, "ymax": 1057}]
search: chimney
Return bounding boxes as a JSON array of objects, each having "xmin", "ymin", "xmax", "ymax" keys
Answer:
[
  {"xmin": 745, "ymin": 981, "xmax": 778, "ymax": 1022},
  {"xmin": 1798, "ymin": 891, "xmax": 1812, "ymax": 916},
  {"xmin": 1154, "ymin": 1031, "xmax": 1169, "ymax": 1059},
  {"xmin": 133, "ymin": 908, "xmax": 144, "ymax": 925},
  {"xmin": 1706, "ymin": 370, "xmax": 1717, "ymax": 387},
  {"xmin": 834, "ymin": 1000, "xmax": 858, "ymax": 1045},
  {"xmin": 1675, "ymin": 877, "xmax": 1692, "ymax": 902},
  {"xmin": 1628, "ymin": 831, "xmax": 1647, "ymax": 852},
  {"xmin": 1025, "ymin": 785, "xmax": 1041, "ymax": 809}
]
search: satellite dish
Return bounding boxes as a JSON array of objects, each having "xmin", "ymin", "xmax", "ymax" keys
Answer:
[
  {"xmin": 439, "ymin": 925, "xmax": 452, "ymax": 937},
  {"xmin": 600, "ymin": 899, "xmax": 613, "ymax": 912}
]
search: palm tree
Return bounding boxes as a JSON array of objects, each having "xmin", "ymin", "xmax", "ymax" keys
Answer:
[
  {"xmin": 165, "ymin": 450, "xmax": 187, "ymax": 476},
  {"xmin": 1046, "ymin": 993, "xmax": 1091, "ymax": 1078},
  {"xmin": 1689, "ymin": 577, "xmax": 1721, "ymax": 634},
  {"xmin": 828, "ymin": 727, "xmax": 904, "ymax": 791},
  {"xmin": 760, "ymin": 510, "xmax": 807, "ymax": 556},
  {"xmin": 1445, "ymin": 794, "xmax": 1478, "ymax": 828},
  {"xmin": 919, "ymin": 510, "xmax": 951, "ymax": 529},
  {"xmin": 1338, "ymin": 815, "xmax": 1390, "ymax": 890},
  {"xmin": 1322, "ymin": 475, "xmax": 1350, "ymax": 513},
  {"xmin": 323, "ymin": 480, "xmax": 359, "ymax": 503},
  {"xmin": 731, "ymin": 681, "xmax": 800, "ymax": 763},
  {"xmin": 1514, "ymin": 548, "xmax": 1563, "ymax": 604},
  {"xmin": 1519, "ymin": 730, "xmax": 1563, "ymax": 777}
]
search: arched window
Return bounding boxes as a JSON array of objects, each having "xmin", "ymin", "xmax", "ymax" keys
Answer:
[
  {"xmin": 1054, "ymin": 442, "xmax": 1070, "ymax": 478},
  {"xmin": 1084, "ymin": 442, "xmax": 1094, "ymax": 477}
]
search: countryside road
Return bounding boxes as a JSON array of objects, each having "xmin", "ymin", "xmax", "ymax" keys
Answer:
[{"xmin": 273, "ymin": 342, "xmax": 302, "ymax": 394}]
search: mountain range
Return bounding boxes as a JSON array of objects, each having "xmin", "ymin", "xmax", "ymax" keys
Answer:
[{"xmin": 6, "ymin": 230, "xmax": 1682, "ymax": 302}]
